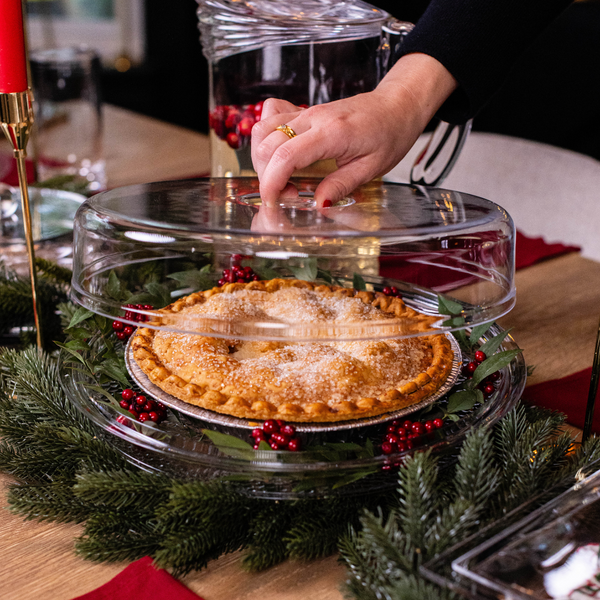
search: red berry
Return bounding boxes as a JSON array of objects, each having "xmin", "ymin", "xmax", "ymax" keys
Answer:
[
  {"xmin": 425, "ymin": 420, "xmax": 434, "ymax": 432},
  {"xmin": 227, "ymin": 270, "xmax": 236, "ymax": 283},
  {"xmin": 251, "ymin": 428, "xmax": 264, "ymax": 438},
  {"xmin": 218, "ymin": 278, "xmax": 226, "ymax": 286},
  {"xmin": 112, "ymin": 320, "xmax": 124, "ymax": 331},
  {"xmin": 144, "ymin": 400, "xmax": 156, "ymax": 412},
  {"xmin": 489, "ymin": 371, "xmax": 500, "ymax": 381},
  {"xmin": 390, "ymin": 286, "xmax": 399, "ymax": 296},
  {"xmin": 226, "ymin": 132, "xmax": 241, "ymax": 149},
  {"xmin": 122, "ymin": 388, "xmax": 135, "ymax": 401},
  {"xmin": 382, "ymin": 286, "xmax": 392, "ymax": 296},
  {"xmin": 391, "ymin": 420, "xmax": 401, "ymax": 428},
  {"xmin": 287, "ymin": 438, "xmax": 301, "ymax": 452},
  {"xmin": 402, "ymin": 420, "xmax": 413, "ymax": 430},
  {"xmin": 119, "ymin": 399, "xmax": 130, "ymax": 409},
  {"xmin": 474, "ymin": 350, "xmax": 487, "ymax": 363},
  {"xmin": 253, "ymin": 101, "xmax": 263, "ymax": 117},
  {"xmin": 263, "ymin": 419, "xmax": 279, "ymax": 434},
  {"xmin": 386, "ymin": 425, "xmax": 397, "ymax": 434},
  {"xmin": 148, "ymin": 411, "xmax": 160, "ymax": 422},
  {"xmin": 412, "ymin": 422, "xmax": 426, "ymax": 435},
  {"xmin": 231, "ymin": 254, "xmax": 243, "ymax": 264},
  {"xmin": 397, "ymin": 441, "xmax": 407, "ymax": 452},
  {"xmin": 123, "ymin": 325, "xmax": 135, "ymax": 337},
  {"xmin": 483, "ymin": 383, "xmax": 495, "ymax": 396},
  {"xmin": 225, "ymin": 109, "xmax": 240, "ymax": 131},
  {"xmin": 128, "ymin": 409, "xmax": 139, "ymax": 420},
  {"xmin": 252, "ymin": 274, "xmax": 259, "ymax": 281},
  {"xmin": 433, "ymin": 418, "xmax": 444, "ymax": 429},
  {"xmin": 238, "ymin": 117, "xmax": 254, "ymax": 137},
  {"xmin": 280, "ymin": 424, "xmax": 296, "ymax": 436},
  {"xmin": 396, "ymin": 427, "xmax": 408, "ymax": 438},
  {"xmin": 253, "ymin": 431, "xmax": 267, "ymax": 443},
  {"xmin": 406, "ymin": 439, "xmax": 414, "ymax": 449},
  {"xmin": 386, "ymin": 433, "xmax": 400, "ymax": 445},
  {"xmin": 138, "ymin": 412, "xmax": 149, "ymax": 422},
  {"xmin": 271, "ymin": 432, "xmax": 290, "ymax": 446},
  {"xmin": 465, "ymin": 361, "xmax": 478, "ymax": 375},
  {"xmin": 135, "ymin": 395, "xmax": 147, "ymax": 406},
  {"xmin": 116, "ymin": 331, "xmax": 127, "ymax": 341},
  {"xmin": 269, "ymin": 440, "xmax": 281, "ymax": 450},
  {"xmin": 381, "ymin": 442, "xmax": 394, "ymax": 455}
]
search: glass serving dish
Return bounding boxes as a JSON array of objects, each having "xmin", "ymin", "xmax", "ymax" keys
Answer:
[
  {"xmin": 64, "ymin": 177, "xmax": 523, "ymax": 498},
  {"xmin": 427, "ymin": 467, "xmax": 600, "ymax": 600}
]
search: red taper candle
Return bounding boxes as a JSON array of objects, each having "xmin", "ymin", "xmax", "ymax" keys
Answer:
[{"xmin": 0, "ymin": 0, "xmax": 28, "ymax": 93}]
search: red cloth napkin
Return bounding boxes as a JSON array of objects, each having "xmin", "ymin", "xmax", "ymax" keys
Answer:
[
  {"xmin": 70, "ymin": 557, "xmax": 203, "ymax": 600},
  {"xmin": 379, "ymin": 230, "xmax": 580, "ymax": 292},
  {"xmin": 523, "ymin": 368, "xmax": 599, "ymax": 433},
  {"xmin": 514, "ymin": 231, "xmax": 580, "ymax": 270},
  {"xmin": 0, "ymin": 156, "xmax": 35, "ymax": 186}
]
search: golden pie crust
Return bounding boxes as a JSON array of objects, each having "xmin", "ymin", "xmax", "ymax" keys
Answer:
[{"xmin": 131, "ymin": 279, "xmax": 454, "ymax": 422}]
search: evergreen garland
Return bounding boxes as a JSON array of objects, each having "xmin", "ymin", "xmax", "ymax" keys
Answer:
[{"xmin": 1, "ymin": 265, "xmax": 600, "ymax": 597}]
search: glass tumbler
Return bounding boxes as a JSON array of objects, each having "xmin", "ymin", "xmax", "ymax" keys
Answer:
[{"xmin": 30, "ymin": 46, "xmax": 106, "ymax": 193}]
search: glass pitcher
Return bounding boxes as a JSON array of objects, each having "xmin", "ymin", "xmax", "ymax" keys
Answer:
[{"xmin": 197, "ymin": 0, "xmax": 471, "ymax": 184}]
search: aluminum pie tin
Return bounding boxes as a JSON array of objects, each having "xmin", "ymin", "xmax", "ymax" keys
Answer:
[{"xmin": 125, "ymin": 334, "xmax": 462, "ymax": 433}]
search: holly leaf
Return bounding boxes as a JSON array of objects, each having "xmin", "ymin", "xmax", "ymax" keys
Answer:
[
  {"xmin": 251, "ymin": 259, "xmax": 281, "ymax": 280},
  {"xmin": 257, "ymin": 440, "xmax": 271, "ymax": 451},
  {"xmin": 478, "ymin": 328, "xmax": 513, "ymax": 356},
  {"xmin": 106, "ymin": 270, "xmax": 128, "ymax": 302},
  {"xmin": 168, "ymin": 266, "xmax": 216, "ymax": 292},
  {"xmin": 202, "ymin": 429, "xmax": 255, "ymax": 459},
  {"xmin": 317, "ymin": 268, "xmax": 342, "ymax": 286},
  {"xmin": 95, "ymin": 357, "xmax": 130, "ymax": 388},
  {"xmin": 472, "ymin": 349, "xmax": 522, "ymax": 386},
  {"xmin": 68, "ymin": 306, "xmax": 95, "ymax": 329},
  {"xmin": 446, "ymin": 389, "xmax": 482, "ymax": 413},
  {"xmin": 468, "ymin": 322, "xmax": 493, "ymax": 347},
  {"xmin": 452, "ymin": 329, "xmax": 469, "ymax": 348},
  {"xmin": 443, "ymin": 316, "xmax": 465, "ymax": 328},
  {"xmin": 288, "ymin": 258, "xmax": 318, "ymax": 282},
  {"xmin": 353, "ymin": 273, "xmax": 367, "ymax": 291},
  {"xmin": 437, "ymin": 295, "xmax": 464, "ymax": 316}
]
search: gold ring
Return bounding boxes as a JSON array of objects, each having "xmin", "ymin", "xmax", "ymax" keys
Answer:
[{"xmin": 275, "ymin": 124, "xmax": 297, "ymax": 139}]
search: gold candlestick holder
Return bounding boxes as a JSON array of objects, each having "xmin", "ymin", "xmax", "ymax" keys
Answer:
[{"xmin": 1, "ymin": 89, "xmax": 43, "ymax": 348}]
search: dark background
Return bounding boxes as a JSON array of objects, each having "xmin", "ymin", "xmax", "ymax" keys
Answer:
[{"xmin": 100, "ymin": 0, "xmax": 600, "ymax": 161}]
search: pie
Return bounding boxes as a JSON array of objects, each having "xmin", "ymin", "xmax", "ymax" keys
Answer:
[{"xmin": 130, "ymin": 279, "xmax": 454, "ymax": 422}]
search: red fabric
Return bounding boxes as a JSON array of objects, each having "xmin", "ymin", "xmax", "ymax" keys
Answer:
[
  {"xmin": 379, "ymin": 230, "xmax": 580, "ymax": 292},
  {"xmin": 523, "ymin": 368, "xmax": 599, "ymax": 433},
  {"xmin": 70, "ymin": 557, "xmax": 204, "ymax": 600},
  {"xmin": 1, "ymin": 156, "xmax": 35, "ymax": 186},
  {"xmin": 515, "ymin": 231, "xmax": 580, "ymax": 269}
]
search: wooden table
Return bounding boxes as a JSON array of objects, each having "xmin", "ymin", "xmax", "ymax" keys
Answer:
[{"xmin": 1, "ymin": 109, "xmax": 599, "ymax": 599}]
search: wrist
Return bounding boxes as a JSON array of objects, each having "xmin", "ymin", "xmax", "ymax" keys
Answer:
[{"xmin": 376, "ymin": 52, "xmax": 458, "ymax": 129}]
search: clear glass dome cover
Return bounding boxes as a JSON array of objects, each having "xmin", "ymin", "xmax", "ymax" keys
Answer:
[
  {"xmin": 71, "ymin": 177, "xmax": 515, "ymax": 341},
  {"xmin": 197, "ymin": 0, "xmax": 390, "ymax": 61}
]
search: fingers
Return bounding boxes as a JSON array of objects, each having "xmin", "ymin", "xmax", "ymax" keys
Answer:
[{"xmin": 313, "ymin": 160, "xmax": 379, "ymax": 207}]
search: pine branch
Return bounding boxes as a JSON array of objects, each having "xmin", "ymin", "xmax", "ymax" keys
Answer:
[
  {"xmin": 154, "ymin": 481, "xmax": 256, "ymax": 575},
  {"xmin": 242, "ymin": 502, "xmax": 293, "ymax": 571},
  {"xmin": 74, "ymin": 470, "xmax": 171, "ymax": 509},
  {"xmin": 7, "ymin": 480, "xmax": 91, "ymax": 523},
  {"xmin": 76, "ymin": 510, "xmax": 162, "ymax": 563},
  {"xmin": 397, "ymin": 450, "xmax": 440, "ymax": 550},
  {"xmin": 35, "ymin": 258, "xmax": 72, "ymax": 285}
]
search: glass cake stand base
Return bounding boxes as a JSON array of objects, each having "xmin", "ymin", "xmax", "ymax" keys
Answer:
[{"xmin": 60, "ymin": 323, "xmax": 526, "ymax": 500}]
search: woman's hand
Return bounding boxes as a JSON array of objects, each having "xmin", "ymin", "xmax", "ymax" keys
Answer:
[{"xmin": 251, "ymin": 53, "xmax": 457, "ymax": 206}]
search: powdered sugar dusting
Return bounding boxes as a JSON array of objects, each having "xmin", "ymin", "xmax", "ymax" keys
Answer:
[{"xmin": 152, "ymin": 287, "xmax": 432, "ymax": 406}]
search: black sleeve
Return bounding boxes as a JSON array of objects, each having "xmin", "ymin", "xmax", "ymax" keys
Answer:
[{"xmin": 396, "ymin": 0, "xmax": 573, "ymax": 123}]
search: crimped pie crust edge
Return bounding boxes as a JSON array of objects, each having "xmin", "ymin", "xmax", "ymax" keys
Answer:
[{"xmin": 131, "ymin": 279, "xmax": 454, "ymax": 423}]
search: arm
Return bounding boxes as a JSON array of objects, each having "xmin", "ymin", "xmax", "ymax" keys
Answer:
[{"xmin": 251, "ymin": 52, "xmax": 457, "ymax": 206}]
